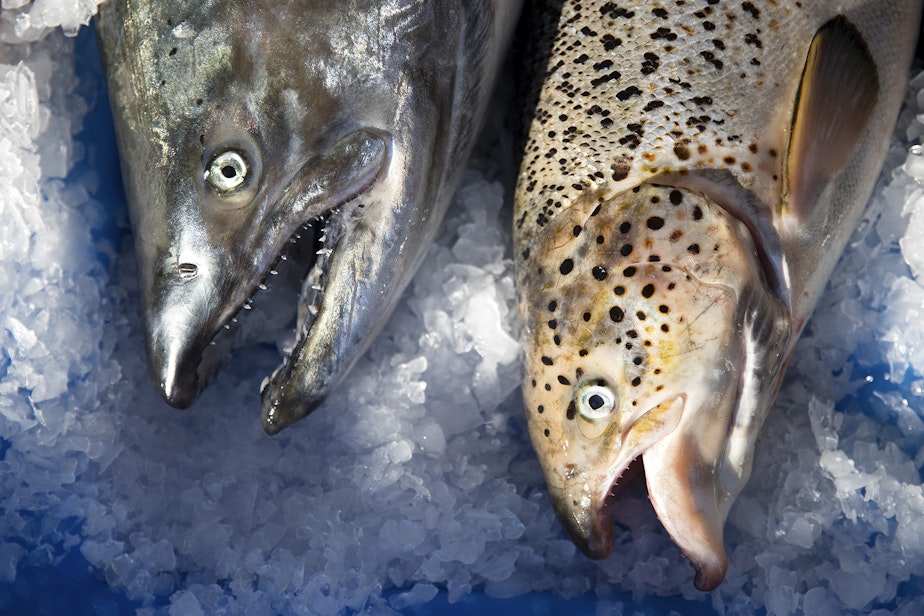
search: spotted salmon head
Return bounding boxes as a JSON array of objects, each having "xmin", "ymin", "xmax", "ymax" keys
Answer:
[
  {"xmin": 513, "ymin": 0, "xmax": 923, "ymax": 590},
  {"xmin": 96, "ymin": 1, "xmax": 521, "ymax": 431},
  {"xmin": 518, "ymin": 183, "xmax": 789, "ymax": 590}
]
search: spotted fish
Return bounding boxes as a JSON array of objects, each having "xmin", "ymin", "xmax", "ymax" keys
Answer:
[
  {"xmin": 514, "ymin": 0, "xmax": 922, "ymax": 589},
  {"xmin": 96, "ymin": 1, "xmax": 522, "ymax": 433}
]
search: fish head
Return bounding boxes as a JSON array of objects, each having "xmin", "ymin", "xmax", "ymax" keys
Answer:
[
  {"xmin": 97, "ymin": 1, "xmax": 519, "ymax": 419},
  {"xmin": 518, "ymin": 182, "xmax": 789, "ymax": 590}
]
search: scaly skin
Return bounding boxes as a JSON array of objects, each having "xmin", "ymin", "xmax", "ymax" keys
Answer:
[{"xmin": 514, "ymin": 0, "xmax": 922, "ymax": 589}]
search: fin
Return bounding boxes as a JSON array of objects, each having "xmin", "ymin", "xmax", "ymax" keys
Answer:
[
  {"xmin": 642, "ymin": 429, "xmax": 728, "ymax": 591},
  {"xmin": 786, "ymin": 16, "xmax": 879, "ymax": 219}
]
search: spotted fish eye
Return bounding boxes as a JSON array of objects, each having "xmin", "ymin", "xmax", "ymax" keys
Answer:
[
  {"xmin": 205, "ymin": 150, "xmax": 249, "ymax": 193},
  {"xmin": 577, "ymin": 383, "xmax": 618, "ymax": 422}
]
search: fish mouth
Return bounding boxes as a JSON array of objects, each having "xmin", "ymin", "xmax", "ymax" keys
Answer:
[
  {"xmin": 553, "ymin": 393, "xmax": 731, "ymax": 591},
  {"xmin": 552, "ymin": 395, "xmax": 685, "ymax": 558},
  {"xmin": 149, "ymin": 129, "xmax": 390, "ymax": 413}
]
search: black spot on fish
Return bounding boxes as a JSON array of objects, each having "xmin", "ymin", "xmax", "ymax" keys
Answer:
[
  {"xmin": 669, "ymin": 190, "xmax": 683, "ymax": 205},
  {"xmin": 642, "ymin": 284, "xmax": 655, "ymax": 298},
  {"xmin": 558, "ymin": 375, "xmax": 571, "ymax": 385},
  {"xmin": 573, "ymin": 225, "xmax": 582, "ymax": 237},
  {"xmin": 544, "ymin": 429, "xmax": 550, "ymax": 437},
  {"xmin": 636, "ymin": 311, "xmax": 646, "ymax": 320},
  {"xmin": 545, "ymin": 384, "xmax": 552, "ymax": 391},
  {"xmin": 661, "ymin": 324, "xmax": 670, "ymax": 332},
  {"xmin": 583, "ymin": 312, "xmax": 591, "ymax": 322},
  {"xmin": 674, "ymin": 144, "xmax": 690, "ymax": 160},
  {"xmin": 542, "ymin": 356, "xmax": 554, "ymax": 366},
  {"xmin": 554, "ymin": 335, "xmax": 561, "ymax": 345},
  {"xmin": 620, "ymin": 222, "xmax": 632, "ymax": 233},
  {"xmin": 623, "ymin": 266, "xmax": 637, "ymax": 277},
  {"xmin": 633, "ymin": 357, "xmax": 643, "ymax": 365},
  {"xmin": 579, "ymin": 349, "xmax": 588, "ymax": 357},
  {"xmin": 620, "ymin": 244, "xmax": 633, "ymax": 257},
  {"xmin": 631, "ymin": 377, "xmax": 642, "ymax": 386},
  {"xmin": 659, "ymin": 305, "xmax": 669, "ymax": 313},
  {"xmin": 597, "ymin": 235, "xmax": 605, "ymax": 244},
  {"xmin": 593, "ymin": 266, "xmax": 608, "ymax": 280},
  {"xmin": 566, "ymin": 401, "xmax": 576, "ymax": 420},
  {"xmin": 560, "ymin": 259, "xmax": 574, "ymax": 275},
  {"xmin": 647, "ymin": 217, "xmax": 665, "ymax": 230},
  {"xmin": 610, "ymin": 306, "xmax": 625, "ymax": 322},
  {"xmin": 693, "ymin": 206, "xmax": 703, "ymax": 220},
  {"xmin": 626, "ymin": 330, "xmax": 639, "ymax": 339},
  {"xmin": 548, "ymin": 300, "xmax": 557, "ymax": 311},
  {"xmin": 688, "ymin": 243, "xmax": 701, "ymax": 254},
  {"xmin": 548, "ymin": 319, "xmax": 558, "ymax": 329}
]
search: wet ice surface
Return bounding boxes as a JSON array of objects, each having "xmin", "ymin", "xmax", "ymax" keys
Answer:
[{"xmin": 3, "ymin": 11, "xmax": 924, "ymax": 616}]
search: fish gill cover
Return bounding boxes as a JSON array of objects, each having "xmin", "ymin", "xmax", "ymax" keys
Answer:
[{"xmin": 1, "ymin": 2, "xmax": 924, "ymax": 615}]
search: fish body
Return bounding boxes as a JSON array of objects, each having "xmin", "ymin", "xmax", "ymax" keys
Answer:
[
  {"xmin": 96, "ymin": 0, "xmax": 522, "ymax": 433},
  {"xmin": 515, "ymin": 0, "xmax": 921, "ymax": 589}
]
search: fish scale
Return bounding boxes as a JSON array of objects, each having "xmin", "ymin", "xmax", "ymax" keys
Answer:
[{"xmin": 515, "ymin": 0, "xmax": 922, "ymax": 590}]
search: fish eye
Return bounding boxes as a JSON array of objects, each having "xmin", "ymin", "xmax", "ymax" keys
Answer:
[
  {"xmin": 577, "ymin": 383, "xmax": 617, "ymax": 422},
  {"xmin": 205, "ymin": 150, "xmax": 249, "ymax": 193}
]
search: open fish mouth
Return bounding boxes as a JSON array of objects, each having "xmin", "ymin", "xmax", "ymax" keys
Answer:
[{"xmin": 194, "ymin": 205, "xmax": 348, "ymax": 403}]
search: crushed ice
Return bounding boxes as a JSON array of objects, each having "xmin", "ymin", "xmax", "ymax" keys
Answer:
[{"xmin": 2, "ymin": 7, "xmax": 924, "ymax": 616}]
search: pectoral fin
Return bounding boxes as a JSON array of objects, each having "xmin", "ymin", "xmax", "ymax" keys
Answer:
[{"xmin": 786, "ymin": 16, "xmax": 879, "ymax": 219}]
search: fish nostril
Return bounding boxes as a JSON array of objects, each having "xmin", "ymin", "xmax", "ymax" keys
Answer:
[{"xmin": 178, "ymin": 262, "xmax": 199, "ymax": 282}]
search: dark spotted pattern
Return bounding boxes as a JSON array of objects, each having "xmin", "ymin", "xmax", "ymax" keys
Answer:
[
  {"xmin": 514, "ymin": 0, "xmax": 817, "ymax": 247},
  {"xmin": 521, "ymin": 182, "xmax": 757, "ymax": 412}
]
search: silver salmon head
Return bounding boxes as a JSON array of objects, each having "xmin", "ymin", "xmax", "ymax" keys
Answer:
[
  {"xmin": 515, "ymin": 0, "xmax": 921, "ymax": 589},
  {"xmin": 96, "ymin": 0, "xmax": 522, "ymax": 431}
]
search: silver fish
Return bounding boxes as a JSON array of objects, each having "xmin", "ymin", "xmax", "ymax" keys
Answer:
[
  {"xmin": 96, "ymin": 0, "xmax": 522, "ymax": 433},
  {"xmin": 514, "ymin": 0, "xmax": 921, "ymax": 589}
]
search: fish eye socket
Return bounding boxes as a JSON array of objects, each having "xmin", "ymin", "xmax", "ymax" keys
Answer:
[
  {"xmin": 205, "ymin": 150, "xmax": 248, "ymax": 193},
  {"xmin": 577, "ymin": 383, "xmax": 617, "ymax": 422}
]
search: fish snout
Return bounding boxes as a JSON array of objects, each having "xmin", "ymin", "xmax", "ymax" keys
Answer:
[
  {"xmin": 146, "ymin": 329, "xmax": 201, "ymax": 409},
  {"xmin": 141, "ymin": 260, "xmax": 220, "ymax": 409},
  {"xmin": 551, "ymin": 490, "xmax": 615, "ymax": 560}
]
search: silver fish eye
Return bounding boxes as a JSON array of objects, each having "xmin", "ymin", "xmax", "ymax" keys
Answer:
[
  {"xmin": 577, "ymin": 383, "xmax": 617, "ymax": 422},
  {"xmin": 205, "ymin": 150, "xmax": 248, "ymax": 193}
]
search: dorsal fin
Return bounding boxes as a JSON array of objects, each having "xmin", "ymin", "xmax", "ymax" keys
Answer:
[{"xmin": 786, "ymin": 16, "xmax": 879, "ymax": 219}]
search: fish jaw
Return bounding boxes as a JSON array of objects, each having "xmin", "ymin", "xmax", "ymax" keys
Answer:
[
  {"xmin": 517, "ymin": 183, "xmax": 789, "ymax": 588},
  {"xmin": 259, "ymin": 140, "xmax": 438, "ymax": 433}
]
